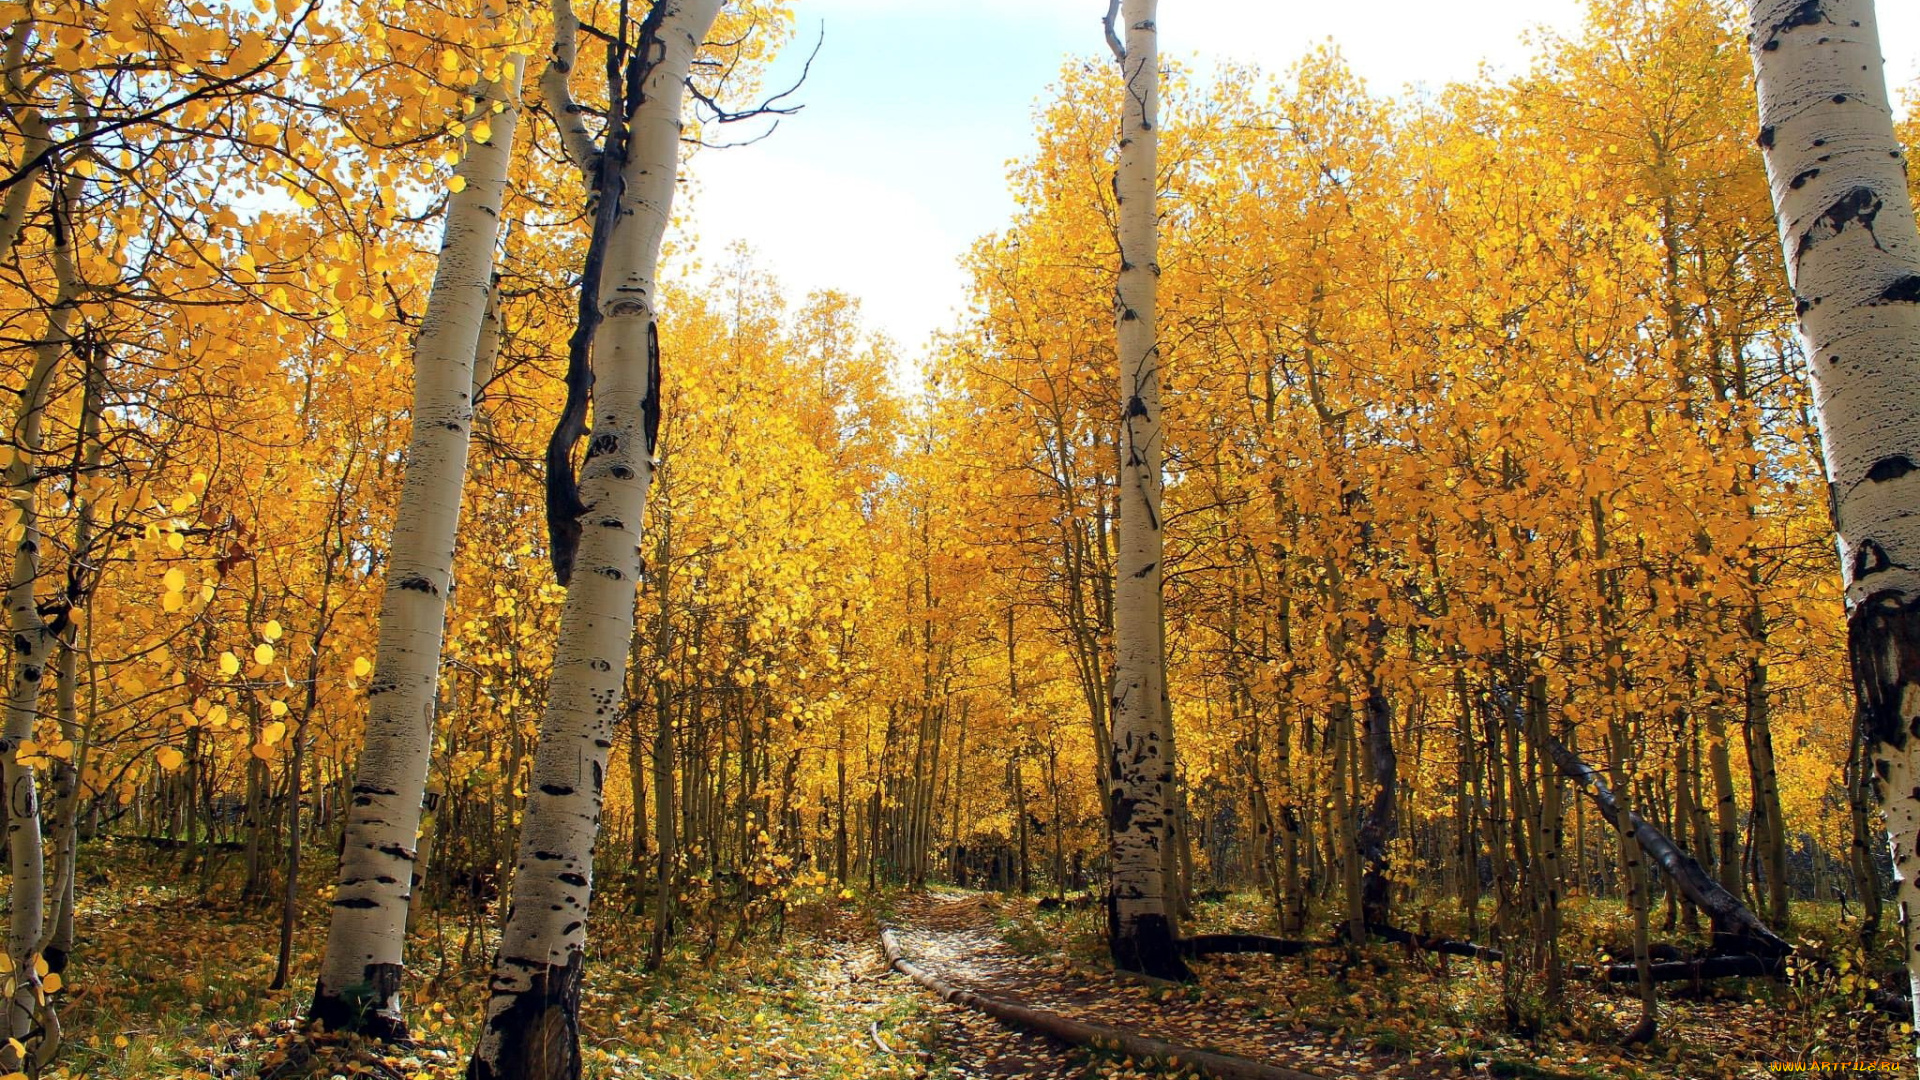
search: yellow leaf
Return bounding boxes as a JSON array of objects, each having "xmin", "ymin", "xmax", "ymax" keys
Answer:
[
  {"xmin": 269, "ymin": 699, "xmax": 288, "ymax": 718},
  {"xmin": 219, "ymin": 652, "xmax": 240, "ymax": 677},
  {"xmin": 113, "ymin": 1035, "xmax": 128, "ymax": 1049},
  {"xmin": 353, "ymin": 656, "xmax": 372, "ymax": 678},
  {"xmin": 448, "ymin": 175, "xmax": 468, "ymax": 194},
  {"xmin": 251, "ymin": 743, "xmax": 273, "ymax": 761},
  {"xmin": 254, "ymin": 643, "xmax": 275, "ymax": 666},
  {"xmin": 262, "ymin": 720, "xmax": 286, "ymax": 745},
  {"xmin": 263, "ymin": 620, "xmax": 283, "ymax": 641},
  {"xmin": 163, "ymin": 568, "xmax": 186, "ymax": 591},
  {"xmin": 39, "ymin": 972, "xmax": 59, "ymax": 994},
  {"xmin": 162, "ymin": 590, "xmax": 184, "ymax": 613},
  {"xmin": 156, "ymin": 747, "xmax": 184, "ymax": 771}
]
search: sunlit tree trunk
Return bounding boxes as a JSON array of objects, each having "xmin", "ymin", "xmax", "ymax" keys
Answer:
[
  {"xmin": 1102, "ymin": 0, "xmax": 1185, "ymax": 982},
  {"xmin": 311, "ymin": 49, "xmax": 526, "ymax": 1039},
  {"xmin": 0, "ymin": 16, "xmax": 51, "ymax": 260},
  {"xmin": 467, "ymin": 2, "xmax": 721, "ymax": 1077},
  {"xmin": 2, "ymin": 162, "xmax": 83, "ymax": 1067},
  {"xmin": 1748, "ymin": 0, "xmax": 1920, "ymax": 1036}
]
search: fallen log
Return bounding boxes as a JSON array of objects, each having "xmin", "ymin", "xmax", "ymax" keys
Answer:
[
  {"xmin": 1369, "ymin": 924, "xmax": 1794, "ymax": 985},
  {"xmin": 1367, "ymin": 924, "xmax": 1506, "ymax": 962},
  {"xmin": 1570, "ymin": 953, "xmax": 1785, "ymax": 984},
  {"xmin": 1180, "ymin": 934, "xmax": 1337, "ymax": 959},
  {"xmin": 880, "ymin": 928, "xmax": 1328, "ymax": 1080}
]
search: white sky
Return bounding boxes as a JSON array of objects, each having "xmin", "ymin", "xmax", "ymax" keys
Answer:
[{"xmin": 672, "ymin": 0, "xmax": 1920, "ymax": 356}]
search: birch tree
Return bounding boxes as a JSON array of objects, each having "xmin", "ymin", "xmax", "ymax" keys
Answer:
[
  {"xmin": 309, "ymin": 37, "xmax": 528, "ymax": 1037},
  {"xmin": 2, "ymin": 159, "xmax": 84, "ymax": 1072},
  {"xmin": 467, "ymin": 1, "xmax": 723, "ymax": 1076},
  {"xmin": 1747, "ymin": 0, "xmax": 1920, "ymax": 1034},
  {"xmin": 1101, "ymin": 0, "xmax": 1187, "ymax": 981}
]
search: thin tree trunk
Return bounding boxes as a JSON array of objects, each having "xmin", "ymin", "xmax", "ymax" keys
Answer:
[
  {"xmin": 1743, "ymin": 645, "xmax": 1790, "ymax": 930},
  {"xmin": 273, "ymin": 459, "xmax": 354, "ymax": 993},
  {"xmin": 2, "ymin": 160, "xmax": 84, "ymax": 1065},
  {"xmin": 40, "ymin": 340, "xmax": 103, "ymax": 992}
]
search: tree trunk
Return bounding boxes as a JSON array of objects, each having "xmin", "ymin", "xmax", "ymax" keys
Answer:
[
  {"xmin": 312, "ymin": 44, "xmax": 525, "ymax": 1040},
  {"xmin": 2, "ymin": 162, "xmax": 83, "ymax": 1066},
  {"xmin": 1743, "ymin": 645, "xmax": 1790, "ymax": 930},
  {"xmin": 1850, "ymin": 704, "xmax": 1886, "ymax": 943},
  {"xmin": 1102, "ymin": 0, "xmax": 1185, "ymax": 983},
  {"xmin": 1608, "ymin": 720, "xmax": 1657, "ymax": 1043},
  {"xmin": 466, "ymin": 3, "xmax": 721, "ymax": 1077},
  {"xmin": 1356, "ymin": 630, "xmax": 1397, "ymax": 929},
  {"xmin": 1748, "ymin": 0, "xmax": 1920, "ymax": 1034}
]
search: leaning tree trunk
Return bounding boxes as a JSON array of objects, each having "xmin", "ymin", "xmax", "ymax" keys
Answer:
[
  {"xmin": 2, "ymin": 161, "xmax": 82, "ymax": 1070},
  {"xmin": 466, "ymin": 2, "xmax": 722, "ymax": 1078},
  {"xmin": 1747, "ymin": 0, "xmax": 1920, "ymax": 1036},
  {"xmin": 311, "ymin": 45, "xmax": 526, "ymax": 1040},
  {"xmin": 1532, "ymin": 718, "xmax": 1790, "ymax": 956},
  {"xmin": 1102, "ymin": 0, "xmax": 1186, "ymax": 982}
]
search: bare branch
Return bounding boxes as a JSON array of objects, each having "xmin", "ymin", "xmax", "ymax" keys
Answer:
[
  {"xmin": 1102, "ymin": 0, "xmax": 1125, "ymax": 63},
  {"xmin": 684, "ymin": 118, "xmax": 784, "ymax": 150},
  {"xmin": 686, "ymin": 22, "xmax": 821, "ymax": 126}
]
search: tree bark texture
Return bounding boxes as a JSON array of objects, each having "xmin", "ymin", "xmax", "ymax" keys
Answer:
[
  {"xmin": 1747, "ymin": 0, "xmax": 1920, "ymax": 1034},
  {"xmin": 2, "ymin": 163, "xmax": 82, "ymax": 1060},
  {"xmin": 1103, "ymin": 0, "xmax": 1185, "ymax": 983},
  {"xmin": 467, "ymin": 2, "xmax": 721, "ymax": 1077},
  {"xmin": 313, "ymin": 47, "xmax": 526, "ymax": 1040}
]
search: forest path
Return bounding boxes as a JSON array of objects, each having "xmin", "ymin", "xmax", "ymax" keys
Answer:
[
  {"xmin": 878, "ymin": 892, "xmax": 1087, "ymax": 1077},
  {"xmin": 885, "ymin": 891, "xmax": 1431, "ymax": 1079}
]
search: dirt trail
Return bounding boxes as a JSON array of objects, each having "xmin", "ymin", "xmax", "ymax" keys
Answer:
[{"xmin": 880, "ymin": 893, "xmax": 1088, "ymax": 1077}]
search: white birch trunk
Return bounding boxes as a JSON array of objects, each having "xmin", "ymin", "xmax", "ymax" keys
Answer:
[
  {"xmin": 1103, "ymin": 0, "xmax": 1186, "ymax": 981},
  {"xmin": 467, "ymin": 3, "xmax": 721, "ymax": 1077},
  {"xmin": 2, "ymin": 165, "xmax": 81, "ymax": 1064},
  {"xmin": 0, "ymin": 16, "xmax": 50, "ymax": 260},
  {"xmin": 310, "ymin": 50, "xmax": 525, "ymax": 1038},
  {"xmin": 1748, "ymin": 0, "xmax": 1920, "ymax": 1042}
]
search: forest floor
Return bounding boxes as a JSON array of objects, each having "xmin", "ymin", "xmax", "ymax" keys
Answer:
[
  {"xmin": 968, "ymin": 887, "xmax": 1907, "ymax": 1079},
  {"xmin": 23, "ymin": 839, "xmax": 1911, "ymax": 1079}
]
